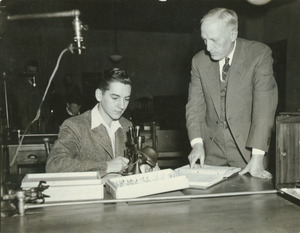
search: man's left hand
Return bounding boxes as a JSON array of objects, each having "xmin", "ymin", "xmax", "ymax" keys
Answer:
[{"xmin": 239, "ymin": 154, "xmax": 272, "ymax": 179}]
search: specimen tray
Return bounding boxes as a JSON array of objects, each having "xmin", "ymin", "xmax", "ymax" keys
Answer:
[{"xmin": 105, "ymin": 169, "xmax": 189, "ymax": 199}]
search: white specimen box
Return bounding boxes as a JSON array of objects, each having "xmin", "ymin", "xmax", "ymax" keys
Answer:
[
  {"xmin": 105, "ymin": 169, "xmax": 189, "ymax": 199},
  {"xmin": 21, "ymin": 172, "xmax": 103, "ymax": 202}
]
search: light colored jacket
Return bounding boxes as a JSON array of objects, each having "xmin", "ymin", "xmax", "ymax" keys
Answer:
[
  {"xmin": 186, "ymin": 38, "xmax": 278, "ymax": 162},
  {"xmin": 46, "ymin": 110, "xmax": 132, "ymax": 172}
]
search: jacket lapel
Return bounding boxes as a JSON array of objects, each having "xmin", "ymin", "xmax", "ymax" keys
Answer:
[
  {"xmin": 227, "ymin": 39, "xmax": 247, "ymax": 106},
  {"xmin": 204, "ymin": 60, "xmax": 221, "ymax": 117},
  {"xmin": 115, "ymin": 128, "xmax": 126, "ymax": 158},
  {"xmin": 92, "ymin": 125, "xmax": 114, "ymax": 159}
]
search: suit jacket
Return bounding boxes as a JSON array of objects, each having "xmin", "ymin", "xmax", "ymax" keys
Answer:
[
  {"xmin": 46, "ymin": 110, "xmax": 132, "ymax": 172},
  {"xmin": 186, "ymin": 38, "xmax": 278, "ymax": 162}
]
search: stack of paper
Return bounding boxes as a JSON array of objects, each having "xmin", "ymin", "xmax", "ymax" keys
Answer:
[{"xmin": 175, "ymin": 165, "xmax": 241, "ymax": 189}]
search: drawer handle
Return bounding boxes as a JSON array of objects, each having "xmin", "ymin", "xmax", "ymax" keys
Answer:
[
  {"xmin": 280, "ymin": 152, "xmax": 286, "ymax": 157},
  {"xmin": 27, "ymin": 154, "xmax": 37, "ymax": 159}
]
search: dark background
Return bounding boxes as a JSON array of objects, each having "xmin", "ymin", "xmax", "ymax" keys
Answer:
[{"xmin": 0, "ymin": 0, "xmax": 298, "ymax": 139}]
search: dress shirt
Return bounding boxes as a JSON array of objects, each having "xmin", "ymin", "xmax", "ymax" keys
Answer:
[{"xmin": 218, "ymin": 41, "xmax": 236, "ymax": 81}]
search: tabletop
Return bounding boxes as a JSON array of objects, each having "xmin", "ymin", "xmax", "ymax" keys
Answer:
[{"xmin": 1, "ymin": 174, "xmax": 300, "ymax": 233}]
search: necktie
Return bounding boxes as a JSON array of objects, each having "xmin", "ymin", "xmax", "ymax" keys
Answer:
[{"xmin": 222, "ymin": 57, "xmax": 230, "ymax": 82}]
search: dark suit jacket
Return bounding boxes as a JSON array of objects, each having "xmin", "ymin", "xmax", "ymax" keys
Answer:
[
  {"xmin": 46, "ymin": 110, "xmax": 132, "ymax": 172},
  {"xmin": 186, "ymin": 38, "xmax": 278, "ymax": 162}
]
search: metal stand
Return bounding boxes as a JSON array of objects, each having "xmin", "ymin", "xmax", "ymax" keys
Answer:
[
  {"xmin": 126, "ymin": 126, "xmax": 157, "ymax": 174},
  {"xmin": 0, "ymin": 72, "xmax": 16, "ymax": 217}
]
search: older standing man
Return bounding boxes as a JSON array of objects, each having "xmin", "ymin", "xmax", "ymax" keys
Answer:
[{"xmin": 186, "ymin": 8, "xmax": 278, "ymax": 179}]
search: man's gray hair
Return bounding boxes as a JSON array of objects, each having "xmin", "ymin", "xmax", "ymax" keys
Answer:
[{"xmin": 201, "ymin": 8, "xmax": 238, "ymax": 31}]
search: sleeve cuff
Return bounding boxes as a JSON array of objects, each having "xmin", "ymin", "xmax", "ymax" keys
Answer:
[
  {"xmin": 252, "ymin": 148, "xmax": 265, "ymax": 155},
  {"xmin": 191, "ymin": 138, "xmax": 203, "ymax": 147}
]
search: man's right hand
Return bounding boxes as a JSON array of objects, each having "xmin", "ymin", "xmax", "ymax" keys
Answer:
[
  {"xmin": 188, "ymin": 142, "xmax": 205, "ymax": 168},
  {"xmin": 106, "ymin": 157, "xmax": 129, "ymax": 173}
]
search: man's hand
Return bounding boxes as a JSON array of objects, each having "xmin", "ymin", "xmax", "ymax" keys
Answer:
[
  {"xmin": 239, "ymin": 154, "xmax": 272, "ymax": 179},
  {"xmin": 188, "ymin": 142, "xmax": 205, "ymax": 168},
  {"xmin": 140, "ymin": 163, "xmax": 160, "ymax": 173},
  {"xmin": 106, "ymin": 157, "xmax": 129, "ymax": 173}
]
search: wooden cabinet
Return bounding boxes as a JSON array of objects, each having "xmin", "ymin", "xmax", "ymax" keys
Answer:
[
  {"xmin": 7, "ymin": 134, "xmax": 57, "ymax": 174},
  {"xmin": 276, "ymin": 114, "xmax": 300, "ymax": 188},
  {"xmin": 8, "ymin": 144, "xmax": 48, "ymax": 174}
]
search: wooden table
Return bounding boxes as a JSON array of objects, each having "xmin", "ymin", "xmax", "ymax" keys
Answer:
[{"xmin": 1, "ymin": 174, "xmax": 299, "ymax": 233}]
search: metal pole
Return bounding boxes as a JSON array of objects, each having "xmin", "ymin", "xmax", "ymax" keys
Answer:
[
  {"xmin": 7, "ymin": 10, "xmax": 80, "ymax": 21},
  {"xmin": 22, "ymin": 190, "xmax": 278, "ymax": 210},
  {"xmin": 3, "ymin": 72, "xmax": 9, "ymax": 128}
]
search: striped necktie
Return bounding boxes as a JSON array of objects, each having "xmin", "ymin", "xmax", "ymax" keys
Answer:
[{"xmin": 222, "ymin": 57, "xmax": 230, "ymax": 82}]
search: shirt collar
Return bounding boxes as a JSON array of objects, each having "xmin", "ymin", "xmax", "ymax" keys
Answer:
[
  {"xmin": 91, "ymin": 103, "xmax": 122, "ymax": 131},
  {"xmin": 222, "ymin": 40, "xmax": 236, "ymax": 65}
]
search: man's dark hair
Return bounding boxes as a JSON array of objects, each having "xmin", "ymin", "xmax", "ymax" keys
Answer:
[
  {"xmin": 98, "ymin": 67, "xmax": 132, "ymax": 92},
  {"xmin": 66, "ymin": 93, "xmax": 82, "ymax": 106}
]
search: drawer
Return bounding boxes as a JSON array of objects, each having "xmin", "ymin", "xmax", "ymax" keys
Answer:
[{"xmin": 8, "ymin": 144, "xmax": 49, "ymax": 174}]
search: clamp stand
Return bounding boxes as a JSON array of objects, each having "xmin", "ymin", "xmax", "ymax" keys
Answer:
[
  {"xmin": 126, "ymin": 126, "xmax": 158, "ymax": 174},
  {"xmin": 1, "ymin": 181, "xmax": 49, "ymax": 216}
]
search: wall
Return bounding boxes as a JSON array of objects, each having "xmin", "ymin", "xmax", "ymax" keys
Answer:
[
  {"xmin": 265, "ymin": 1, "xmax": 300, "ymax": 112},
  {"xmin": 0, "ymin": 26, "xmax": 192, "ymax": 109},
  {"xmin": 244, "ymin": 1, "xmax": 300, "ymax": 112}
]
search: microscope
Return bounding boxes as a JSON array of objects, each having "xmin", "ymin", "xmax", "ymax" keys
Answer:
[{"xmin": 125, "ymin": 125, "xmax": 158, "ymax": 174}]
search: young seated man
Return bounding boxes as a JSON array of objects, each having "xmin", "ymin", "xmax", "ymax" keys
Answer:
[{"xmin": 46, "ymin": 68, "xmax": 134, "ymax": 174}]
